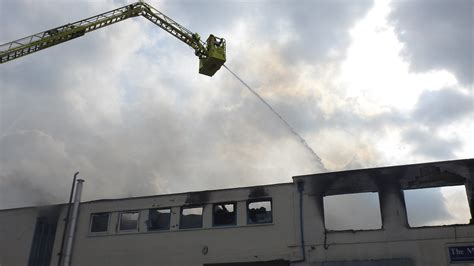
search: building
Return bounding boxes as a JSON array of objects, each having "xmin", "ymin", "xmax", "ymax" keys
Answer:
[{"xmin": 1, "ymin": 159, "xmax": 473, "ymax": 266}]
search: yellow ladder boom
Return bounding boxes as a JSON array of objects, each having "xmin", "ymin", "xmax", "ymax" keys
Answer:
[{"xmin": 0, "ymin": 1, "xmax": 226, "ymax": 76}]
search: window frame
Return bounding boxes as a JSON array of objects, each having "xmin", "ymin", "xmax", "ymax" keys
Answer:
[
  {"xmin": 179, "ymin": 205, "xmax": 204, "ymax": 229},
  {"xmin": 247, "ymin": 198, "xmax": 273, "ymax": 225},
  {"xmin": 117, "ymin": 210, "xmax": 140, "ymax": 232},
  {"xmin": 147, "ymin": 207, "xmax": 171, "ymax": 231},
  {"xmin": 89, "ymin": 212, "xmax": 111, "ymax": 234},
  {"xmin": 212, "ymin": 201, "xmax": 237, "ymax": 227}
]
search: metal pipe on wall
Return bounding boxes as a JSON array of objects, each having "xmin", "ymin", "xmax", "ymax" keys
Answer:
[
  {"xmin": 62, "ymin": 179, "xmax": 84, "ymax": 266},
  {"xmin": 291, "ymin": 180, "xmax": 306, "ymax": 263},
  {"xmin": 58, "ymin": 172, "xmax": 79, "ymax": 266}
]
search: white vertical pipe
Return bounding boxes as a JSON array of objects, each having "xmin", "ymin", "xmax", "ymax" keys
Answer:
[{"xmin": 62, "ymin": 179, "xmax": 84, "ymax": 266}]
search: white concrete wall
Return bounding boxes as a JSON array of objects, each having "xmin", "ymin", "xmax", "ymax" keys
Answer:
[
  {"xmin": 50, "ymin": 183, "xmax": 299, "ymax": 266},
  {"xmin": 0, "ymin": 207, "xmax": 38, "ymax": 265}
]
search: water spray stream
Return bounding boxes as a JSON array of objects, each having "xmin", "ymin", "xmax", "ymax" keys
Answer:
[{"xmin": 223, "ymin": 64, "xmax": 327, "ymax": 172}]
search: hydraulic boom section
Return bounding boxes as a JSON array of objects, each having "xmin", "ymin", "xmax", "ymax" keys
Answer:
[{"xmin": 0, "ymin": 1, "xmax": 226, "ymax": 76}]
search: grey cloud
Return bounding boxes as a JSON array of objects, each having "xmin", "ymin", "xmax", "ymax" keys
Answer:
[
  {"xmin": 264, "ymin": 92, "xmax": 326, "ymax": 134},
  {"xmin": 413, "ymin": 87, "xmax": 473, "ymax": 128},
  {"xmin": 0, "ymin": 37, "xmax": 322, "ymax": 210},
  {"xmin": 402, "ymin": 127, "xmax": 461, "ymax": 159},
  {"xmin": 0, "ymin": 175, "xmax": 61, "ymax": 208},
  {"xmin": 267, "ymin": 0, "xmax": 373, "ymax": 63},
  {"xmin": 163, "ymin": 0, "xmax": 373, "ymax": 64},
  {"xmin": 0, "ymin": 131, "xmax": 73, "ymax": 207},
  {"xmin": 389, "ymin": 0, "xmax": 474, "ymax": 85}
]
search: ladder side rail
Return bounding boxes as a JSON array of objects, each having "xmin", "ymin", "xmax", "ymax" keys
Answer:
[
  {"xmin": 0, "ymin": 3, "xmax": 142, "ymax": 63},
  {"xmin": 140, "ymin": 3, "xmax": 206, "ymax": 56},
  {"xmin": 0, "ymin": 3, "xmax": 139, "ymax": 51}
]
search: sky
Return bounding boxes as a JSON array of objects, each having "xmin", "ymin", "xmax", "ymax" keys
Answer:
[{"xmin": 0, "ymin": 0, "xmax": 472, "ymax": 225}]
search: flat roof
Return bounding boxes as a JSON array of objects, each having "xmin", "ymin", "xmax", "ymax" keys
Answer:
[
  {"xmin": 293, "ymin": 158, "xmax": 473, "ymax": 179},
  {"xmin": 2, "ymin": 158, "xmax": 471, "ymax": 212},
  {"xmin": 0, "ymin": 181, "xmax": 293, "ymax": 212}
]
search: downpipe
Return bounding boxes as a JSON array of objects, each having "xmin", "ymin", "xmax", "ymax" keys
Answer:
[
  {"xmin": 62, "ymin": 178, "xmax": 84, "ymax": 266},
  {"xmin": 58, "ymin": 172, "xmax": 79, "ymax": 266},
  {"xmin": 292, "ymin": 180, "xmax": 306, "ymax": 264}
]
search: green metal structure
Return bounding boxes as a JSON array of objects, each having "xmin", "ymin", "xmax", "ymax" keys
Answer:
[{"xmin": 0, "ymin": 1, "xmax": 226, "ymax": 76}]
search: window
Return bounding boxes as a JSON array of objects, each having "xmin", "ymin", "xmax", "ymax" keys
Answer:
[
  {"xmin": 404, "ymin": 185, "xmax": 471, "ymax": 227},
  {"xmin": 180, "ymin": 206, "xmax": 203, "ymax": 229},
  {"xmin": 323, "ymin": 192, "xmax": 382, "ymax": 230},
  {"xmin": 148, "ymin": 208, "xmax": 171, "ymax": 230},
  {"xmin": 213, "ymin": 202, "xmax": 236, "ymax": 226},
  {"xmin": 118, "ymin": 211, "xmax": 139, "ymax": 231},
  {"xmin": 90, "ymin": 213, "xmax": 110, "ymax": 233},
  {"xmin": 247, "ymin": 199, "xmax": 272, "ymax": 224}
]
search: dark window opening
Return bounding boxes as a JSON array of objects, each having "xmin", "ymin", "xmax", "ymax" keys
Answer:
[
  {"xmin": 323, "ymin": 192, "xmax": 382, "ymax": 231},
  {"xmin": 247, "ymin": 199, "xmax": 272, "ymax": 224},
  {"xmin": 119, "ymin": 211, "xmax": 139, "ymax": 231},
  {"xmin": 213, "ymin": 202, "xmax": 236, "ymax": 226},
  {"xmin": 28, "ymin": 216, "xmax": 58, "ymax": 266},
  {"xmin": 148, "ymin": 208, "xmax": 171, "ymax": 230},
  {"xmin": 90, "ymin": 213, "xmax": 110, "ymax": 233},
  {"xmin": 404, "ymin": 185, "xmax": 471, "ymax": 227},
  {"xmin": 180, "ymin": 206, "xmax": 203, "ymax": 229}
]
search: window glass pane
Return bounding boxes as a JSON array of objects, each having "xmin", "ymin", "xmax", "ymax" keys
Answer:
[
  {"xmin": 248, "ymin": 200, "xmax": 272, "ymax": 224},
  {"xmin": 323, "ymin": 192, "xmax": 382, "ymax": 230},
  {"xmin": 90, "ymin": 213, "xmax": 109, "ymax": 233},
  {"xmin": 119, "ymin": 212, "xmax": 139, "ymax": 231},
  {"xmin": 148, "ymin": 208, "xmax": 171, "ymax": 230},
  {"xmin": 180, "ymin": 206, "xmax": 203, "ymax": 229},
  {"xmin": 404, "ymin": 185, "xmax": 471, "ymax": 227},
  {"xmin": 213, "ymin": 203, "xmax": 236, "ymax": 226}
]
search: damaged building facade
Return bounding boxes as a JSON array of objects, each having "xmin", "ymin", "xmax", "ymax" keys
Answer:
[{"xmin": 1, "ymin": 158, "xmax": 473, "ymax": 266}]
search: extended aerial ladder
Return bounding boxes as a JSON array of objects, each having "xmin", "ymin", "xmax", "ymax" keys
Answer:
[{"xmin": 0, "ymin": 1, "xmax": 226, "ymax": 76}]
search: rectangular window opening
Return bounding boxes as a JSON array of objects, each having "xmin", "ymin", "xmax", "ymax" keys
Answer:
[
  {"xmin": 247, "ymin": 199, "xmax": 272, "ymax": 224},
  {"xmin": 180, "ymin": 206, "xmax": 203, "ymax": 229},
  {"xmin": 404, "ymin": 185, "xmax": 471, "ymax": 227},
  {"xmin": 323, "ymin": 192, "xmax": 382, "ymax": 231},
  {"xmin": 118, "ymin": 211, "xmax": 139, "ymax": 232},
  {"xmin": 90, "ymin": 213, "xmax": 110, "ymax": 233},
  {"xmin": 147, "ymin": 208, "xmax": 171, "ymax": 231},
  {"xmin": 213, "ymin": 202, "xmax": 236, "ymax": 226}
]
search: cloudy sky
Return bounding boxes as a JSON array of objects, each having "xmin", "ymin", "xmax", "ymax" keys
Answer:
[{"xmin": 0, "ymin": 0, "xmax": 472, "ymax": 225}]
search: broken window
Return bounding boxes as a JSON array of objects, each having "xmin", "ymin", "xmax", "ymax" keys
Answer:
[
  {"xmin": 323, "ymin": 192, "xmax": 382, "ymax": 230},
  {"xmin": 247, "ymin": 199, "xmax": 272, "ymax": 224},
  {"xmin": 180, "ymin": 206, "xmax": 203, "ymax": 229},
  {"xmin": 118, "ymin": 211, "xmax": 139, "ymax": 231},
  {"xmin": 404, "ymin": 185, "xmax": 471, "ymax": 227},
  {"xmin": 148, "ymin": 208, "xmax": 171, "ymax": 231},
  {"xmin": 213, "ymin": 202, "xmax": 236, "ymax": 226},
  {"xmin": 90, "ymin": 213, "xmax": 110, "ymax": 233}
]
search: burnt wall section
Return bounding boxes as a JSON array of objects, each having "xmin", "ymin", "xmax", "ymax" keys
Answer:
[
  {"xmin": 293, "ymin": 159, "xmax": 474, "ymax": 265},
  {"xmin": 185, "ymin": 191, "xmax": 211, "ymax": 205},
  {"xmin": 294, "ymin": 158, "xmax": 474, "ymax": 228},
  {"xmin": 467, "ymin": 162, "xmax": 474, "ymax": 224},
  {"xmin": 248, "ymin": 186, "xmax": 269, "ymax": 199},
  {"xmin": 378, "ymin": 181, "xmax": 409, "ymax": 230}
]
